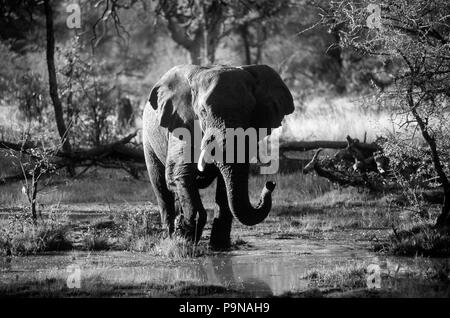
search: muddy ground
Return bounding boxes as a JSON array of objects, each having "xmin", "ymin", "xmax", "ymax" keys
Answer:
[{"xmin": 1, "ymin": 201, "xmax": 450, "ymax": 298}]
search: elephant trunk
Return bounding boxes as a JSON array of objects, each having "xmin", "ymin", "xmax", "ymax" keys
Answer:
[
  {"xmin": 217, "ymin": 162, "xmax": 275, "ymax": 226},
  {"xmin": 198, "ymin": 127, "xmax": 275, "ymax": 226}
]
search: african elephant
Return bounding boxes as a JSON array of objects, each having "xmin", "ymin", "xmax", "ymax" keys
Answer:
[{"xmin": 142, "ymin": 64, "xmax": 294, "ymax": 249}]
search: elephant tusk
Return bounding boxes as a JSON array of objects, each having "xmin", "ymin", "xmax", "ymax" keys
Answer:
[{"xmin": 198, "ymin": 148, "xmax": 207, "ymax": 172}]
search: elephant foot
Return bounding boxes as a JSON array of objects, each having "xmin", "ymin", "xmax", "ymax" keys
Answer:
[
  {"xmin": 210, "ymin": 218, "xmax": 232, "ymax": 250},
  {"xmin": 175, "ymin": 215, "xmax": 204, "ymax": 243}
]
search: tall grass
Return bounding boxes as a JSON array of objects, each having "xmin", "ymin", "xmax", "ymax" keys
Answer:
[
  {"xmin": 284, "ymin": 96, "xmax": 396, "ymax": 142},
  {"xmin": 374, "ymin": 224, "xmax": 450, "ymax": 257},
  {"xmin": 0, "ymin": 170, "xmax": 155, "ymax": 207},
  {"xmin": 1, "ymin": 169, "xmax": 330, "ymax": 208},
  {"xmin": 0, "ymin": 209, "xmax": 72, "ymax": 256}
]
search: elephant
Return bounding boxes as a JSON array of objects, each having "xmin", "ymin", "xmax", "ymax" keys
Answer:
[{"xmin": 142, "ymin": 64, "xmax": 294, "ymax": 249}]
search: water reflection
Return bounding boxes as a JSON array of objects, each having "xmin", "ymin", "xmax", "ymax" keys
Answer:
[{"xmin": 1, "ymin": 240, "xmax": 449, "ymax": 296}]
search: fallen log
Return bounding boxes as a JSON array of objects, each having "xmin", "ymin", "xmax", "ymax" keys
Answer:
[
  {"xmin": 280, "ymin": 137, "xmax": 380, "ymax": 153},
  {"xmin": 0, "ymin": 131, "xmax": 146, "ymax": 183},
  {"xmin": 2, "ymin": 134, "xmax": 381, "ymax": 183},
  {"xmin": 302, "ymin": 145, "xmax": 444, "ymax": 204},
  {"xmin": 302, "ymin": 148, "xmax": 380, "ymax": 190},
  {"xmin": 61, "ymin": 132, "xmax": 145, "ymax": 164}
]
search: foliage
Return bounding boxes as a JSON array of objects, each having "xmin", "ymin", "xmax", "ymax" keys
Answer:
[
  {"xmin": 114, "ymin": 206, "xmax": 163, "ymax": 251},
  {"xmin": 0, "ymin": 209, "xmax": 72, "ymax": 256},
  {"xmin": 82, "ymin": 227, "xmax": 110, "ymax": 251},
  {"xmin": 375, "ymin": 224, "xmax": 450, "ymax": 257},
  {"xmin": 320, "ymin": 0, "xmax": 450, "ymax": 225},
  {"xmin": 305, "ymin": 263, "xmax": 367, "ymax": 290},
  {"xmin": 380, "ymin": 136, "xmax": 439, "ymax": 215},
  {"xmin": 152, "ymin": 235, "xmax": 205, "ymax": 259},
  {"xmin": 59, "ymin": 36, "xmax": 120, "ymax": 147},
  {"xmin": 322, "ymin": 0, "xmax": 450, "ymax": 171},
  {"xmin": 0, "ymin": 42, "xmax": 49, "ymax": 121},
  {"xmin": 0, "ymin": 42, "xmax": 23, "ymax": 104},
  {"xmin": 3, "ymin": 128, "xmax": 62, "ymax": 220}
]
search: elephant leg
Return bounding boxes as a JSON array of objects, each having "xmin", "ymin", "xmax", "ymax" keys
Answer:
[
  {"xmin": 174, "ymin": 193, "xmax": 183, "ymax": 216},
  {"xmin": 174, "ymin": 176, "xmax": 207, "ymax": 243},
  {"xmin": 145, "ymin": 150, "xmax": 176, "ymax": 234},
  {"xmin": 210, "ymin": 175, "xmax": 233, "ymax": 249}
]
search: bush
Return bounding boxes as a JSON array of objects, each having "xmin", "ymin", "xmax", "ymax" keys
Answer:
[
  {"xmin": 82, "ymin": 230, "xmax": 110, "ymax": 251},
  {"xmin": 115, "ymin": 206, "xmax": 163, "ymax": 251},
  {"xmin": 0, "ymin": 209, "xmax": 72, "ymax": 256},
  {"xmin": 374, "ymin": 225, "xmax": 450, "ymax": 257},
  {"xmin": 152, "ymin": 235, "xmax": 204, "ymax": 259},
  {"xmin": 304, "ymin": 264, "xmax": 368, "ymax": 291}
]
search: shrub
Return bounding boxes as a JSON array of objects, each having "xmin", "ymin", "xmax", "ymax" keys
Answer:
[
  {"xmin": 152, "ymin": 235, "xmax": 204, "ymax": 259},
  {"xmin": 82, "ymin": 231, "xmax": 110, "ymax": 251},
  {"xmin": 374, "ymin": 224, "xmax": 450, "ymax": 257},
  {"xmin": 115, "ymin": 206, "xmax": 164, "ymax": 251},
  {"xmin": 304, "ymin": 263, "xmax": 368, "ymax": 291},
  {"xmin": 0, "ymin": 209, "xmax": 72, "ymax": 256}
]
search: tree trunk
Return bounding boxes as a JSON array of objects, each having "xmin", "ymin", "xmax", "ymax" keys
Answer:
[
  {"xmin": 408, "ymin": 93, "xmax": 450, "ymax": 229},
  {"xmin": 239, "ymin": 24, "xmax": 252, "ymax": 65},
  {"xmin": 435, "ymin": 190, "xmax": 450, "ymax": 228},
  {"xmin": 31, "ymin": 179, "xmax": 38, "ymax": 222},
  {"xmin": 188, "ymin": 40, "xmax": 202, "ymax": 65},
  {"xmin": 206, "ymin": 41, "xmax": 216, "ymax": 65},
  {"xmin": 44, "ymin": 0, "xmax": 72, "ymax": 156}
]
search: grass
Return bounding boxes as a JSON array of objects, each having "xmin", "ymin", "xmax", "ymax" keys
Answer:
[
  {"xmin": 0, "ymin": 202, "xmax": 205, "ymax": 257},
  {"xmin": 152, "ymin": 236, "xmax": 205, "ymax": 259},
  {"xmin": 374, "ymin": 224, "xmax": 450, "ymax": 257},
  {"xmin": 0, "ymin": 209, "xmax": 72, "ymax": 256},
  {"xmin": 0, "ymin": 168, "xmax": 426, "ymax": 255},
  {"xmin": 0, "ymin": 276, "xmax": 257, "ymax": 298},
  {"xmin": 1, "ymin": 178, "xmax": 449, "ymax": 297},
  {"xmin": 0, "ymin": 165, "xmax": 332, "ymax": 207},
  {"xmin": 304, "ymin": 263, "xmax": 368, "ymax": 291},
  {"xmin": 2, "ymin": 260, "xmax": 449, "ymax": 298},
  {"xmin": 280, "ymin": 258, "xmax": 450, "ymax": 298},
  {"xmin": 284, "ymin": 95, "xmax": 395, "ymax": 142},
  {"xmin": 82, "ymin": 233, "xmax": 110, "ymax": 251},
  {"xmin": 1, "ymin": 170, "xmax": 446, "ymax": 257},
  {"xmin": 0, "ymin": 170, "xmax": 154, "ymax": 207}
]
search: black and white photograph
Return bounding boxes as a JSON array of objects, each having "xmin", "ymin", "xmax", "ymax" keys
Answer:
[{"xmin": 0, "ymin": 0, "xmax": 450, "ymax": 305}]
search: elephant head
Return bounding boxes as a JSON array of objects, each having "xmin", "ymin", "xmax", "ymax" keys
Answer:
[{"xmin": 148, "ymin": 64, "xmax": 294, "ymax": 226}]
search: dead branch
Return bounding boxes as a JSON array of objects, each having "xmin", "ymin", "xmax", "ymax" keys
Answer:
[
  {"xmin": 280, "ymin": 136, "xmax": 380, "ymax": 153},
  {"xmin": 302, "ymin": 148, "xmax": 380, "ymax": 191},
  {"xmin": 0, "ymin": 131, "xmax": 145, "ymax": 183}
]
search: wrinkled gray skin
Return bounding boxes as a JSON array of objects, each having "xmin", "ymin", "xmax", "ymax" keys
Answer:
[{"xmin": 143, "ymin": 64, "xmax": 294, "ymax": 249}]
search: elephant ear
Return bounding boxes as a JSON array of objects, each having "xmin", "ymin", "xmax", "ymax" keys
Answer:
[
  {"xmin": 241, "ymin": 65, "xmax": 295, "ymax": 132},
  {"xmin": 148, "ymin": 65, "xmax": 198, "ymax": 131}
]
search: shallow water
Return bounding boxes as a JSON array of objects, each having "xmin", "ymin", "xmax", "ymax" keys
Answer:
[{"xmin": 1, "ymin": 236, "xmax": 449, "ymax": 296}]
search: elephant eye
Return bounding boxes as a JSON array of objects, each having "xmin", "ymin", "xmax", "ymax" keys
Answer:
[{"xmin": 198, "ymin": 107, "xmax": 208, "ymax": 130}]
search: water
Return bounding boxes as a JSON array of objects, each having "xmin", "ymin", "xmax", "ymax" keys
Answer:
[{"xmin": 0, "ymin": 237, "xmax": 448, "ymax": 296}]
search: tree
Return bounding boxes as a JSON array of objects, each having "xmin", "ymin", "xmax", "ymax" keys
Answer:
[
  {"xmin": 154, "ymin": 0, "xmax": 290, "ymax": 65},
  {"xmin": 321, "ymin": 0, "xmax": 450, "ymax": 228},
  {"xmin": 44, "ymin": 0, "xmax": 72, "ymax": 156},
  {"xmin": 86, "ymin": 0, "xmax": 294, "ymax": 65}
]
